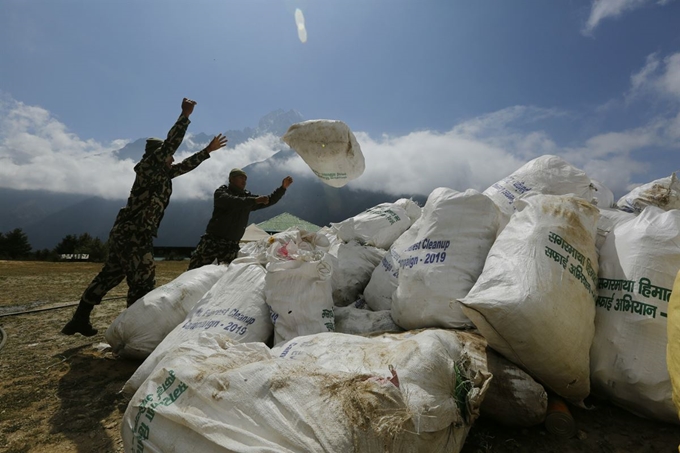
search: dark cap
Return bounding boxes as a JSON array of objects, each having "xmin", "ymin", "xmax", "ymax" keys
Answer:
[
  {"xmin": 229, "ymin": 168, "xmax": 247, "ymax": 178},
  {"xmin": 145, "ymin": 138, "xmax": 164, "ymax": 153}
]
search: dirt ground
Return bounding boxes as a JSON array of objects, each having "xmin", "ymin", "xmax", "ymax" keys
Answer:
[{"xmin": 0, "ymin": 260, "xmax": 679, "ymax": 453}]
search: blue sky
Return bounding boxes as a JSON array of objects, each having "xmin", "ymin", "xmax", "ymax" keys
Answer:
[{"xmin": 1, "ymin": 0, "xmax": 679, "ymax": 203}]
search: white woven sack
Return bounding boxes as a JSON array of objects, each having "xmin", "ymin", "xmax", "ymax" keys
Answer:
[
  {"xmin": 591, "ymin": 179, "xmax": 615, "ymax": 208},
  {"xmin": 273, "ymin": 227, "xmax": 332, "ymax": 252},
  {"xmin": 123, "ymin": 333, "xmax": 462, "ymax": 453},
  {"xmin": 363, "ymin": 249, "xmax": 400, "ymax": 311},
  {"xmin": 394, "ymin": 198, "xmax": 422, "ymax": 223},
  {"xmin": 591, "ymin": 206, "xmax": 680, "ymax": 423},
  {"xmin": 272, "ymin": 329, "xmax": 491, "ymax": 435},
  {"xmin": 237, "ymin": 239, "xmax": 269, "ymax": 264},
  {"xmin": 595, "ymin": 208, "xmax": 635, "ymax": 251},
  {"xmin": 242, "ymin": 228, "xmax": 332, "ymax": 262},
  {"xmin": 328, "ymin": 240, "xmax": 385, "ymax": 306},
  {"xmin": 363, "ymin": 222, "xmax": 421, "ymax": 311},
  {"xmin": 122, "ymin": 258, "xmax": 271, "ymax": 395},
  {"xmin": 483, "ymin": 154, "xmax": 595, "ymax": 223},
  {"xmin": 104, "ymin": 264, "xmax": 228, "ymax": 359},
  {"xmin": 461, "ymin": 334, "xmax": 548, "ymax": 428},
  {"xmin": 333, "ymin": 303, "xmax": 403, "ymax": 335},
  {"xmin": 265, "ymin": 239, "xmax": 334, "ymax": 346},
  {"xmin": 282, "ymin": 119, "xmax": 365, "ymax": 187},
  {"xmin": 616, "ymin": 172, "xmax": 680, "ymax": 214},
  {"xmin": 331, "ymin": 201, "xmax": 414, "ymax": 250},
  {"xmin": 391, "ymin": 188, "xmax": 500, "ymax": 330},
  {"xmin": 460, "ymin": 194, "xmax": 599, "ymax": 402},
  {"xmin": 316, "ymin": 226, "xmax": 344, "ymax": 249}
]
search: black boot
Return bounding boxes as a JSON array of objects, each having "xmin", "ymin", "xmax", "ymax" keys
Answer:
[{"xmin": 61, "ymin": 301, "xmax": 98, "ymax": 337}]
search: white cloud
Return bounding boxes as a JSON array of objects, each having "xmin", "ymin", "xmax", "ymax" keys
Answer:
[
  {"xmin": 667, "ymin": 111, "xmax": 680, "ymax": 141},
  {"xmin": 0, "ymin": 95, "xmax": 134, "ymax": 198},
  {"xmin": 660, "ymin": 53, "xmax": 680, "ymax": 97},
  {"xmin": 348, "ymin": 130, "xmax": 524, "ymax": 196},
  {"xmin": 0, "ymin": 93, "xmax": 288, "ymax": 201},
  {"xmin": 579, "ymin": 120, "xmax": 669, "ymax": 157},
  {"xmin": 0, "ymin": 92, "xmax": 677, "ymax": 204},
  {"xmin": 178, "ymin": 134, "xmax": 211, "ymax": 153},
  {"xmin": 629, "ymin": 52, "xmax": 661, "ymax": 97},
  {"xmin": 582, "ymin": 0, "xmax": 676, "ymax": 36},
  {"xmin": 277, "ymin": 105, "xmax": 670, "ymax": 199},
  {"xmin": 171, "ymin": 134, "xmax": 285, "ymax": 200},
  {"xmin": 627, "ymin": 51, "xmax": 680, "ymax": 102},
  {"xmin": 451, "ymin": 105, "xmax": 564, "ymax": 137}
]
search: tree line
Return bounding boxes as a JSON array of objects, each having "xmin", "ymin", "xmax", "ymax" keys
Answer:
[{"xmin": 0, "ymin": 229, "xmax": 108, "ymax": 262}]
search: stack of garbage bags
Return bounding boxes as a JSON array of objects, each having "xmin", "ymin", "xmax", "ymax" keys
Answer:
[{"xmin": 107, "ymin": 154, "xmax": 680, "ymax": 452}]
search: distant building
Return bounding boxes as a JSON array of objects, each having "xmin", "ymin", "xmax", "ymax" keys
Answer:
[
  {"xmin": 257, "ymin": 213, "xmax": 322, "ymax": 234},
  {"xmin": 153, "ymin": 246, "xmax": 194, "ymax": 261},
  {"xmin": 59, "ymin": 254, "xmax": 90, "ymax": 261}
]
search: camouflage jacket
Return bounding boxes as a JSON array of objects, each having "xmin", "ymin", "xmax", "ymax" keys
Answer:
[
  {"xmin": 204, "ymin": 184, "xmax": 286, "ymax": 241},
  {"xmin": 112, "ymin": 115, "xmax": 210, "ymax": 239}
]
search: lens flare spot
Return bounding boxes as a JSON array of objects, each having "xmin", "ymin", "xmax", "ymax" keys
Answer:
[{"xmin": 295, "ymin": 8, "xmax": 307, "ymax": 43}]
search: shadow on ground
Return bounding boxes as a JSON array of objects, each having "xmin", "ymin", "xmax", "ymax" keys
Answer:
[{"xmin": 49, "ymin": 344, "xmax": 141, "ymax": 453}]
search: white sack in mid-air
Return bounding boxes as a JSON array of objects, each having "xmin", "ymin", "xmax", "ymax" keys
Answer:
[{"xmin": 282, "ymin": 119, "xmax": 365, "ymax": 187}]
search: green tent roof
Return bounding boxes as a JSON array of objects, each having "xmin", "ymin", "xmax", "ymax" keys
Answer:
[{"xmin": 257, "ymin": 212, "xmax": 322, "ymax": 233}]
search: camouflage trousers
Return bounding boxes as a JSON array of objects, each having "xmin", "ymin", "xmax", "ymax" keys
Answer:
[
  {"xmin": 188, "ymin": 233, "xmax": 240, "ymax": 270},
  {"xmin": 80, "ymin": 226, "xmax": 155, "ymax": 308}
]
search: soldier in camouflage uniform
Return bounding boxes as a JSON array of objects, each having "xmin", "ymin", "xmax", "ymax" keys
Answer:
[
  {"xmin": 62, "ymin": 98, "xmax": 228, "ymax": 337},
  {"xmin": 187, "ymin": 169, "xmax": 293, "ymax": 270}
]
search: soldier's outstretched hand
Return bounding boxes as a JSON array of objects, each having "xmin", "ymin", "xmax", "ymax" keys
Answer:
[
  {"xmin": 282, "ymin": 176, "xmax": 293, "ymax": 189},
  {"xmin": 206, "ymin": 134, "xmax": 228, "ymax": 153},
  {"xmin": 181, "ymin": 98, "xmax": 197, "ymax": 118}
]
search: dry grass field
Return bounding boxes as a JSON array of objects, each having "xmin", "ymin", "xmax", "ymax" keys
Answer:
[
  {"xmin": 0, "ymin": 260, "xmax": 187, "ymax": 453},
  {"xmin": 0, "ymin": 260, "xmax": 678, "ymax": 453}
]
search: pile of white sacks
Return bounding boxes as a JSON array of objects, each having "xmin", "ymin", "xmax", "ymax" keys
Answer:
[{"xmin": 105, "ymin": 154, "xmax": 680, "ymax": 452}]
